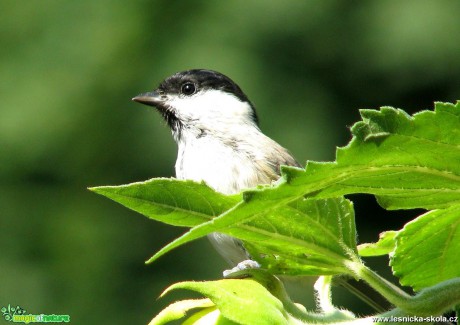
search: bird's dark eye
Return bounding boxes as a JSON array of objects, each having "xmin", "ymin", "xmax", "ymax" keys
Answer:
[{"xmin": 181, "ymin": 83, "xmax": 196, "ymax": 95}]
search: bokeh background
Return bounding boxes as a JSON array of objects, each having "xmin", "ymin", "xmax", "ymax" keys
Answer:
[{"xmin": 2, "ymin": 1, "xmax": 460, "ymax": 323}]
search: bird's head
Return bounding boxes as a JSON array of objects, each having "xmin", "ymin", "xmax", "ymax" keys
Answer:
[{"xmin": 133, "ymin": 69, "xmax": 259, "ymax": 140}]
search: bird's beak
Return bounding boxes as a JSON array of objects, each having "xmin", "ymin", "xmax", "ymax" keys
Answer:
[{"xmin": 132, "ymin": 91, "xmax": 166, "ymax": 107}]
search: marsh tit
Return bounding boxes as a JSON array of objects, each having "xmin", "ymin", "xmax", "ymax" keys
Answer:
[
  {"xmin": 132, "ymin": 70, "xmax": 389, "ymax": 311},
  {"xmin": 132, "ymin": 69, "xmax": 300, "ymax": 270}
]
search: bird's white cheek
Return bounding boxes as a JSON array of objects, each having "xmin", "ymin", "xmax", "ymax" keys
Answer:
[{"xmin": 169, "ymin": 90, "xmax": 253, "ymax": 123}]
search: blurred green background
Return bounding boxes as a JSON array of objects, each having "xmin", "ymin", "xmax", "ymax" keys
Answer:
[{"xmin": 2, "ymin": 1, "xmax": 460, "ymax": 323}]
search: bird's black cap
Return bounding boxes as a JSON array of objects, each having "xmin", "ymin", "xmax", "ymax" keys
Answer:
[
  {"xmin": 159, "ymin": 69, "xmax": 259, "ymax": 124},
  {"xmin": 133, "ymin": 69, "xmax": 260, "ymax": 131},
  {"xmin": 160, "ymin": 70, "xmax": 247, "ymax": 100}
]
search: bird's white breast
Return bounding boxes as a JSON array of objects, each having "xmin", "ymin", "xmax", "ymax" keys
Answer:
[{"xmin": 175, "ymin": 134, "xmax": 261, "ymax": 195}]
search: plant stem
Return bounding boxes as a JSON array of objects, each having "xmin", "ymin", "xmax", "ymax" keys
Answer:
[
  {"xmin": 348, "ymin": 261, "xmax": 411, "ymax": 307},
  {"xmin": 314, "ymin": 276, "xmax": 334, "ymax": 312},
  {"xmin": 346, "ymin": 259, "xmax": 460, "ymax": 316}
]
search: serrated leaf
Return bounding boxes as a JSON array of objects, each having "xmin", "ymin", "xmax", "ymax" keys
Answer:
[
  {"xmin": 390, "ymin": 206, "xmax": 460, "ymax": 291},
  {"xmin": 90, "ymin": 178, "xmax": 240, "ymax": 227},
  {"xmin": 148, "ymin": 197, "xmax": 356, "ymax": 276},
  {"xmin": 161, "ymin": 279, "xmax": 289, "ymax": 325},
  {"xmin": 91, "ymin": 101, "xmax": 460, "ymax": 282},
  {"xmin": 283, "ymin": 102, "xmax": 460, "ymax": 210},
  {"xmin": 358, "ymin": 231, "xmax": 397, "ymax": 257}
]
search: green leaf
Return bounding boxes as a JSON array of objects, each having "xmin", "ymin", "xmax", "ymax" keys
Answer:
[
  {"xmin": 91, "ymin": 102, "xmax": 460, "ymax": 282},
  {"xmin": 150, "ymin": 101, "xmax": 458, "ymax": 274},
  {"xmin": 358, "ymin": 231, "xmax": 397, "ymax": 257},
  {"xmin": 148, "ymin": 298, "xmax": 215, "ymax": 325},
  {"xmin": 89, "ymin": 178, "xmax": 240, "ymax": 227},
  {"xmin": 390, "ymin": 205, "xmax": 460, "ymax": 291},
  {"xmin": 148, "ymin": 197, "xmax": 356, "ymax": 276},
  {"xmin": 144, "ymin": 104, "xmax": 460, "ymax": 272},
  {"xmin": 283, "ymin": 102, "xmax": 460, "ymax": 210},
  {"xmin": 160, "ymin": 279, "xmax": 290, "ymax": 325},
  {"xmin": 152, "ymin": 272, "xmax": 359, "ymax": 324},
  {"xmin": 182, "ymin": 308, "xmax": 236, "ymax": 325}
]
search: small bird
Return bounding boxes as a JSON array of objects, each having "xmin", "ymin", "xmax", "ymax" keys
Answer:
[
  {"xmin": 132, "ymin": 69, "xmax": 388, "ymax": 311},
  {"xmin": 132, "ymin": 69, "xmax": 300, "ymax": 268}
]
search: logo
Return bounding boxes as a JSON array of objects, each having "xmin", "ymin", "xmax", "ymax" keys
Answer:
[{"xmin": 1, "ymin": 305, "xmax": 70, "ymax": 323}]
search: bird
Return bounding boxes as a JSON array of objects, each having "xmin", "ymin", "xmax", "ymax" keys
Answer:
[
  {"xmin": 132, "ymin": 69, "xmax": 389, "ymax": 312},
  {"xmin": 132, "ymin": 69, "xmax": 300, "ymax": 270}
]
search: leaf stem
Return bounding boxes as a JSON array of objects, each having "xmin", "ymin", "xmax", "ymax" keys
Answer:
[
  {"xmin": 346, "ymin": 260, "xmax": 460, "ymax": 316},
  {"xmin": 347, "ymin": 261, "xmax": 411, "ymax": 306},
  {"xmin": 314, "ymin": 276, "xmax": 335, "ymax": 312}
]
